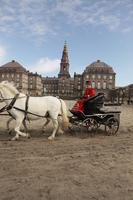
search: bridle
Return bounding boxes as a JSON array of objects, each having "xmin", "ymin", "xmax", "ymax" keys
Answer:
[{"xmin": 0, "ymin": 93, "xmax": 26, "ymax": 113}]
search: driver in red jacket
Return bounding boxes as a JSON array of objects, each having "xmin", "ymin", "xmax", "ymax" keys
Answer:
[
  {"xmin": 72, "ymin": 80, "xmax": 95, "ymax": 112},
  {"xmin": 82, "ymin": 80, "xmax": 95, "ymax": 98}
]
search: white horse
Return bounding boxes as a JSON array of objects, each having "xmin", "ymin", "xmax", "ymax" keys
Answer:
[{"xmin": 0, "ymin": 81, "xmax": 69, "ymax": 140}]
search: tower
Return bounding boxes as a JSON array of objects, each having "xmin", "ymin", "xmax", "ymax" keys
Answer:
[{"xmin": 58, "ymin": 41, "xmax": 70, "ymax": 78}]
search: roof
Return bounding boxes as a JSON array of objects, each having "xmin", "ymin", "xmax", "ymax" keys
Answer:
[
  {"xmin": 84, "ymin": 60, "xmax": 115, "ymax": 74},
  {"xmin": 0, "ymin": 60, "xmax": 27, "ymax": 72}
]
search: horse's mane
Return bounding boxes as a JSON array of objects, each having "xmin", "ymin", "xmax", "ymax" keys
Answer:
[{"xmin": 1, "ymin": 81, "xmax": 19, "ymax": 95}]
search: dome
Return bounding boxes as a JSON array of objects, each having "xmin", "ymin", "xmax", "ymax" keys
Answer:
[
  {"xmin": 0, "ymin": 60, "xmax": 27, "ymax": 72},
  {"xmin": 84, "ymin": 60, "xmax": 115, "ymax": 74}
]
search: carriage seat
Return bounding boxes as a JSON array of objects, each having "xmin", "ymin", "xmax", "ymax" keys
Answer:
[{"xmin": 83, "ymin": 92, "xmax": 104, "ymax": 115}]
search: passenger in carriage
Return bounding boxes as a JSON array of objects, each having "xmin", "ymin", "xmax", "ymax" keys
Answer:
[{"xmin": 72, "ymin": 80, "xmax": 95, "ymax": 112}]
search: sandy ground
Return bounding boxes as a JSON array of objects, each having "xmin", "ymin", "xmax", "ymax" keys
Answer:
[{"xmin": 0, "ymin": 102, "xmax": 133, "ymax": 200}]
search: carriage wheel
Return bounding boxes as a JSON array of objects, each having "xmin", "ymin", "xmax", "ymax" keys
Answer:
[
  {"xmin": 81, "ymin": 118, "xmax": 98, "ymax": 133},
  {"xmin": 105, "ymin": 117, "xmax": 119, "ymax": 135}
]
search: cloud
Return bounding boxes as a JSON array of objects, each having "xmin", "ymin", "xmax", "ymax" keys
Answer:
[
  {"xmin": 55, "ymin": 0, "xmax": 133, "ymax": 32},
  {"xmin": 0, "ymin": 44, "xmax": 6, "ymax": 65},
  {"xmin": 0, "ymin": 0, "xmax": 133, "ymax": 41},
  {"xmin": 30, "ymin": 57, "xmax": 60, "ymax": 74}
]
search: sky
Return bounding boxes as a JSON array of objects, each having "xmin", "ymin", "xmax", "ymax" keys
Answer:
[{"xmin": 0, "ymin": 0, "xmax": 133, "ymax": 87}]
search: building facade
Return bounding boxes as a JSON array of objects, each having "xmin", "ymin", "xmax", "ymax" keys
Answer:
[
  {"xmin": 0, "ymin": 44, "xmax": 116, "ymax": 99},
  {"xmin": 0, "ymin": 60, "xmax": 43, "ymax": 96},
  {"xmin": 43, "ymin": 43, "xmax": 116, "ymax": 99}
]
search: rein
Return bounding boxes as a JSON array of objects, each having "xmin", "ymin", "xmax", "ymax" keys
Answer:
[{"xmin": 6, "ymin": 93, "xmax": 19, "ymax": 110}]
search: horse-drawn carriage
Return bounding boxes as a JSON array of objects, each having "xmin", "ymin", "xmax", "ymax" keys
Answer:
[
  {"xmin": 69, "ymin": 93, "xmax": 121, "ymax": 135},
  {"xmin": 0, "ymin": 81, "xmax": 121, "ymax": 140}
]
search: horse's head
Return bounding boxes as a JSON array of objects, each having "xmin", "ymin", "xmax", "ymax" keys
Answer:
[{"xmin": 0, "ymin": 81, "xmax": 19, "ymax": 100}]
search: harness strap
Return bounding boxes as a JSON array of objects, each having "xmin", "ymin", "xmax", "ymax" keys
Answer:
[
  {"xmin": 24, "ymin": 95, "xmax": 30, "ymax": 121},
  {"xmin": 13, "ymin": 106, "xmax": 46, "ymax": 118},
  {"xmin": 0, "ymin": 105, "xmax": 8, "ymax": 113},
  {"xmin": 6, "ymin": 93, "xmax": 19, "ymax": 110}
]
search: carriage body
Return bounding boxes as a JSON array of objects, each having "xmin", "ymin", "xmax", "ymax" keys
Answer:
[{"xmin": 69, "ymin": 93, "xmax": 121, "ymax": 135}]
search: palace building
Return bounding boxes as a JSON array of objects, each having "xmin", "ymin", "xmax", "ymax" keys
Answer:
[
  {"xmin": 0, "ymin": 43, "xmax": 116, "ymax": 99},
  {"xmin": 0, "ymin": 60, "xmax": 43, "ymax": 96},
  {"xmin": 43, "ymin": 43, "xmax": 116, "ymax": 99}
]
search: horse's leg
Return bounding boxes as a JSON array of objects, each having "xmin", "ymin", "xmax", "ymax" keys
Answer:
[
  {"xmin": 22, "ymin": 120, "xmax": 30, "ymax": 138},
  {"xmin": 48, "ymin": 119, "xmax": 59, "ymax": 140},
  {"xmin": 22, "ymin": 120, "xmax": 28, "ymax": 132},
  {"xmin": 6, "ymin": 117, "xmax": 14, "ymax": 135},
  {"xmin": 11, "ymin": 117, "xmax": 29, "ymax": 141},
  {"xmin": 42, "ymin": 118, "xmax": 50, "ymax": 133},
  {"xmin": 57, "ymin": 126, "xmax": 64, "ymax": 135},
  {"xmin": 57, "ymin": 117, "xmax": 64, "ymax": 135}
]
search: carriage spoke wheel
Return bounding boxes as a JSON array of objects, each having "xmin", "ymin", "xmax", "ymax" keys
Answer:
[
  {"xmin": 81, "ymin": 118, "xmax": 98, "ymax": 134},
  {"xmin": 105, "ymin": 117, "xmax": 119, "ymax": 135}
]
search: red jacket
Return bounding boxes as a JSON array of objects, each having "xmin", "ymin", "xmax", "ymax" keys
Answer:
[
  {"xmin": 83, "ymin": 86, "xmax": 95, "ymax": 99},
  {"xmin": 72, "ymin": 86, "xmax": 95, "ymax": 112}
]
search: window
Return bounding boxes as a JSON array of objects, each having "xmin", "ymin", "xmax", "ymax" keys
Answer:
[
  {"xmin": 109, "ymin": 84, "xmax": 112, "ymax": 89},
  {"xmin": 17, "ymin": 74, "xmax": 20, "ymax": 78},
  {"xmin": 97, "ymin": 82, "xmax": 101, "ymax": 89},
  {"xmin": 78, "ymin": 85, "xmax": 81, "ymax": 90},
  {"xmin": 86, "ymin": 75, "xmax": 89, "ymax": 80},
  {"xmin": 2, "ymin": 74, "xmax": 4, "ymax": 78},
  {"xmin": 109, "ymin": 75, "xmax": 112, "ymax": 80},
  {"xmin": 98, "ymin": 75, "xmax": 101, "ymax": 79},
  {"xmin": 92, "ymin": 74, "xmax": 95, "ymax": 79},
  {"xmin": 92, "ymin": 81, "xmax": 95, "ymax": 88},
  {"xmin": 78, "ymin": 92, "xmax": 80, "ymax": 97},
  {"xmin": 103, "ymin": 75, "xmax": 107, "ymax": 79},
  {"xmin": 103, "ymin": 82, "xmax": 106, "ymax": 89}
]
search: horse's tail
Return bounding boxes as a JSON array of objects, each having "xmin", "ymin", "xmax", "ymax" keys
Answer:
[{"xmin": 60, "ymin": 99, "xmax": 69, "ymax": 131}]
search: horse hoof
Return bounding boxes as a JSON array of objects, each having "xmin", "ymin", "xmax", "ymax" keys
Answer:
[
  {"xmin": 8, "ymin": 130, "xmax": 12, "ymax": 135},
  {"xmin": 59, "ymin": 130, "xmax": 64, "ymax": 135},
  {"xmin": 27, "ymin": 134, "xmax": 31, "ymax": 139},
  {"xmin": 48, "ymin": 136, "xmax": 54, "ymax": 140},
  {"xmin": 42, "ymin": 129, "xmax": 46, "ymax": 134},
  {"xmin": 11, "ymin": 137, "xmax": 18, "ymax": 141}
]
